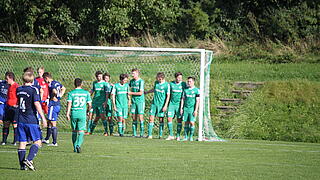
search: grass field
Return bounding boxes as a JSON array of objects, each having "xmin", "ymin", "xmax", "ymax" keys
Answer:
[{"xmin": 0, "ymin": 132, "xmax": 319, "ymax": 179}]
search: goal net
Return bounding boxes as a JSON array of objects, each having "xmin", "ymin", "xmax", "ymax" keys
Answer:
[{"xmin": 0, "ymin": 43, "xmax": 223, "ymax": 141}]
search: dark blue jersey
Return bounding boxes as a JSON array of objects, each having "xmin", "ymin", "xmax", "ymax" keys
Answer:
[
  {"xmin": 49, "ymin": 80, "xmax": 63, "ymax": 106},
  {"xmin": 0, "ymin": 80, "xmax": 9, "ymax": 104},
  {"xmin": 32, "ymin": 78, "xmax": 41, "ymax": 90},
  {"xmin": 17, "ymin": 85, "xmax": 40, "ymax": 124}
]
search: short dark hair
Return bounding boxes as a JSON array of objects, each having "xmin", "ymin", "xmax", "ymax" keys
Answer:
[
  {"xmin": 5, "ymin": 72, "xmax": 15, "ymax": 81},
  {"xmin": 156, "ymin": 72, "xmax": 165, "ymax": 79},
  {"xmin": 43, "ymin": 72, "xmax": 52, "ymax": 79},
  {"xmin": 103, "ymin": 72, "xmax": 110, "ymax": 79},
  {"xmin": 175, "ymin": 72, "xmax": 183, "ymax": 78},
  {"xmin": 131, "ymin": 68, "xmax": 140, "ymax": 73},
  {"xmin": 23, "ymin": 67, "xmax": 34, "ymax": 73},
  {"xmin": 95, "ymin": 71, "xmax": 103, "ymax": 78},
  {"xmin": 74, "ymin": 78, "xmax": 82, "ymax": 87},
  {"xmin": 188, "ymin": 76, "xmax": 195, "ymax": 81},
  {"xmin": 119, "ymin": 74, "xmax": 129, "ymax": 81}
]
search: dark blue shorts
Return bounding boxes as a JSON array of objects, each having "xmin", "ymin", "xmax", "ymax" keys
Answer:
[
  {"xmin": 48, "ymin": 105, "xmax": 61, "ymax": 121},
  {"xmin": 0, "ymin": 103, "xmax": 5, "ymax": 120},
  {"xmin": 17, "ymin": 123, "xmax": 42, "ymax": 142}
]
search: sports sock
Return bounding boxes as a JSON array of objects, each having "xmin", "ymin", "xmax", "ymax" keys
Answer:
[
  {"xmin": 76, "ymin": 132, "xmax": 84, "ymax": 147},
  {"xmin": 189, "ymin": 125, "xmax": 195, "ymax": 139},
  {"xmin": 18, "ymin": 149, "xmax": 26, "ymax": 167},
  {"xmin": 132, "ymin": 121, "xmax": 137, "ymax": 136},
  {"xmin": 140, "ymin": 121, "xmax": 144, "ymax": 136},
  {"xmin": 45, "ymin": 127, "xmax": 52, "ymax": 140},
  {"xmin": 51, "ymin": 126, "xmax": 58, "ymax": 144},
  {"xmin": 2, "ymin": 127, "xmax": 9, "ymax": 143},
  {"xmin": 184, "ymin": 124, "xmax": 189, "ymax": 139},
  {"xmin": 109, "ymin": 122, "xmax": 114, "ymax": 134},
  {"xmin": 13, "ymin": 127, "xmax": 17, "ymax": 143},
  {"xmin": 148, "ymin": 122, "xmax": 154, "ymax": 137},
  {"xmin": 102, "ymin": 120, "xmax": 108, "ymax": 134},
  {"xmin": 168, "ymin": 122, "xmax": 173, "ymax": 137},
  {"xmin": 87, "ymin": 120, "xmax": 93, "ymax": 133},
  {"xmin": 177, "ymin": 123, "xmax": 182, "ymax": 138},
  {"xmin": 72, "ymin": 131, "xmax": 77, "ymax": 149},
  {"xmin": 27, "ymin": 144, "xmax": 40, "ymax": 161},
  {"xmin": 159, "ymin": 122, "xmax": 164, "ymax": 137},
  {"xmin": 90, "ymin": 122, "xmax": 97, "ymax": 133},
  {"xmin": 118, "ymin": 122, "xmax": 123, "ymax": 135},
  {"xmin": 122, "ymin": 122, "xmax": 126, "ymax": 134}
]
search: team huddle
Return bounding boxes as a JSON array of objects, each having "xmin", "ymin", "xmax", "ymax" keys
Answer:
[{"xmin": 0, "ymin": 67, "xmax": 200, "ymax": 171}]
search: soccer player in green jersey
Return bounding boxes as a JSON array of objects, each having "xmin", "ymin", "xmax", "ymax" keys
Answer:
[
  {"xmin": 180, "ymin": 77, "xmax": 200, "ymax": 141},
  {"xmin": 166, "ymin": 72, "xmax": 187, "ymax": 141},
  {"xmin": 145, "ymin": 72, "xmax": 170, "ymax": 139},
  {"xmin": 128, "ymin": 68, "xmax": 145, "ymax": 137},
  {"xmin": 86, "ymin": 71, "xmax": 109, "ymax": 135},
  {"xmin": 66, "ymin": 78, "xmax": 92, "ymax": 153},
  {"xmin": 103, "ymin": 72, "xmax": 114, "ymax": 136},
  {"xmin": 111, "ymin": 74, "xmax": 130, "ymax": 137}
]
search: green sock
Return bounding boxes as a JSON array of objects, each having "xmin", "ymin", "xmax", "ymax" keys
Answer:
[
  {"xmin": 148, "ymin": 122, "xmax": 154, "ymax": 137},
  {"xmin": 76, "ymin": 132, "xmax": 84, "ymax": 147},
  {"xmin": 159, "ymin": 122, "xmax": 164, "ymax": 137},
  {"xmin": 132, "ymin": 121, "xmax": 138, "ymax": 136},
  {"xmin": 72, "ymin": 132, "xmax": 77, "ymax": 151},
  {"xmin": 168, "ymin": 122, "xmax": 173, "ymax": 136},
  {"xmin": 122, "ymin": 122, "xmax": 126, "ymax": 134},
  {"xmin": 91, "ymin": 123, "xmax": 97, "ymax": 133},
  {"xmin": 140, "ymin": 121, "xmax": 144, "ymax": 137},
  {"xmin": 184, "ymin": 124, "xmax": 189, "ymax": 139},
  {"xmin": 177, "ymin": 123, "xmax": 182, "ymax": 138},
  {"xmin": 189, "ymin": 125, "xmax": 195, "ymax": 139},
  {"xmin": 102, "ymin": 120, "xmax": 108, "ymax": 134},
  {"xmin": 118, "ymin": 122, "xmax": 123, "ymax": 135},
  {"xmin": 109, "ymin": 122, "xmax": 114, "ymax": 135},
  {"xmin": 87, "ymin": 120, "xmax": 93, "ymax": 133}
]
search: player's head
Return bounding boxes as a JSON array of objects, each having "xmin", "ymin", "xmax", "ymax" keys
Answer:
[
  {"xmin": 187, "ymin": 76, "xmax": 195, "ymax": 87},
  {"xmin": 119, "ymin": 74, "xmax": 129, "ymax": 84},
  {"xmin": 74, "ymin": 78, "xmax": 82, "ymax": 88},
  {"xmin": 95, "ymin": 71, "xmax": 103, "ymax": 81},
  {"xmin": 175, "ymin": 72, "xmax": 183, "ymax": 82},
  {"xmin": 5, "ymin": 72, "xmax": 15, "ymax": 84},
  {"xmin": 103, "ymin": 72, "xmax": 110, "ymax": 82},
  {"xmin": 43, "ymin": 72, "xmax": 53, "ymax": 83},
  {"xmin": 22, "ymin": 72, "xmax": 34, "ymax": 84},
  {"xmin": 37, "ymin": 67, "xmax": 45, "ymax": 77},
  {"xmin": 23, "ymin": 67, "xmax": 34, "ymax": 73},
  {"xmin": 131, "ymin": 68, "xmax": 140, "ymax": 79},
  {"xmin": 156, "ymin": 72, "xmax": 165, "ymax": 82}
]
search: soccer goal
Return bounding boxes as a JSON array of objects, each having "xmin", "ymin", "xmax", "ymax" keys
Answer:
[{"xmin": 0, "ymin": 43, "xmax": 222, "ymax": 141}]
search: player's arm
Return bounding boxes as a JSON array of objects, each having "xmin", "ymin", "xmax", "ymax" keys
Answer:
[
  {"xmin": 130, "ymin": 80, "xmax": 144, "ymax": 96},
  {"xmin": 144, "ymin": 89, "xmax": 154, "ymax": 94},
  {"xmin": 162, "ymin": 84, "xmax": 171, "ymax": 112},
  {"xmin": 180, "ymin": 93, "xmax": 185, "ymax": 115},
  {"xmin": 112, "ymin": 93, "xmax": 117, "ymax": 111},
  {"xmin": 35, "ymin": 101, "xmax": 47, "ymax": 127},
  {"xmin": 40, "ymin": 88, "xmax": 44, "ymax": 101},
  {"xmin": 60, "ymin": 86, "xmax": 66, "ymax": 97},
  {"xmin": 127, "ymin": 88, "xmax": 131, "ymax": 107},
  {"xmin": 194, "ymin": 94, "xmax": 200, "ymax": 117},
  {"xmin": 66, "ymin": 101, "xmax": 72, "ymax": 121}
]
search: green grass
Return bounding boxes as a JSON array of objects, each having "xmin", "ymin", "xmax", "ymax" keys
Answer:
[{"xmin": 0, "ymin": 133, "xmax": 319, "ymax": 179}]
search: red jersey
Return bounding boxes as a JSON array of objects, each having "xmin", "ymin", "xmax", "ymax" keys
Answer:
[
  {"xmin": 36, "ymin": 77, "xmax": 49, "ymax": 101},
  {"xmin": 7, "ymin": 82, "xmax": 19, "ymax": 106}
]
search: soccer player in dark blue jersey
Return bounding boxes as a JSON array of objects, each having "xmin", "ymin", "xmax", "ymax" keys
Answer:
[
  {"xmin": 17, "ymin": 72, "xmax": 47, "ymax": 171},
  {"xmin": 43, "ymin": 72, "xmax": 66, "ymax": 146},
  {"xmin": 0, "ymin": 80, "xmax": 9, "ymax": 126}
]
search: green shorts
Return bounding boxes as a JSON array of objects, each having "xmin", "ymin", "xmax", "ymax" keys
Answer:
[
  {"xmin": 182, "ymin": 109, "xmax": 196, "ymax": 122},
  {"xmin": 167, "ymin": 104, "xmax": 181, "ymax": 118},
  {"xmin": 149, "ymin": 104, "xmax": 165, "ymax": 118},
  {"xmin": 71, "ymin": 117, "xmax": 87, "ymax": 131},
  {"xmin": 105, "ymin": 103, "xmax": 113, "ymax": 117},
  {"xmin": 92, "ymin": 104, "xmax": 105, "ymax": 115},
  {"xmin": 130, "ymin": 101, "xmax": 145, "ymax": 115},
  {"xmin": 114, "ymin": 106, "xmax": 128, "ymax": 119}
]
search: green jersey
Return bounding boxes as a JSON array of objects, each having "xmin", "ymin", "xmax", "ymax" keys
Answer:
[
  {"xmin": 183, "ymin": 87, "xmax": 200, "ymax": 109},
  {"xmin": 111, "ymin": 83, "xmax": 129, "ymax": 107},
  {"xmin": 105, "ymin": 82, "xmax": 113, "ymax": 104},
  {"xmin": 92, "ymin": 80, "xmax": 108, "ymax": 105},
  {"xmin": 169, "ymin": 81, "xmax": 187, "ymax": 105},
  {"xmin": 129, "ymin": 78, "xmax": 145, "ymax": 103},
  {"xmin": 67, "ymin": 88, "xmax": 92, "ymax": 118},
  {"xmin": 152, "ymin": 81, "xmax": 170, "ymax": 105}
]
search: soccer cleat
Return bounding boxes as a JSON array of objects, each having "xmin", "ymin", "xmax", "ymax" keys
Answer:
[
  {"xmin": 147, "ymin": 136, "xmax": 152, "ymax": 139},
  {"xmin": 189, "ymin": 137, "xmax": 194, "ymax": 142},
  {"xmin": 42, "ymin": 139, "xmax": 49, "ymax": 144},
  {"xmin": 20, "ymin": 166, "xmax": 27, "ymax": 170},
  {"xmin": 23, "ymin": 160, "xmax": 35, "ymax": 171},
  {"xmin": 84, "ymin": 132, "xmax": 92, "ymax": 135},
  {"xmin": 165, "ymin": 136, "xmax": 175, "ymax": 141},
  {"xmin": 119, "ymin": 134, "xmax": 124, "ymax": 137},
  {"xmin": 109, "ymin": 133, "xmax": 114, "ymax": 136},
  {"xmin": 176, "ymin": 137, "xmax": 180, "ymax": 141},
  {"xmin": 104, "ymin": 133, "xmax": 109, "ymax": 137},
  {"xmin": 181, "ymin": 138, "xmax": 188, "ymax": 141},
  {"xmin": 47, "ymin": 143, "xmax": 58, "ymax": 147},
  {"xmin": 76, "ymin": 146, "xmax": 81, "ymax": 153},
  {"xmin": 12, "ymin": 142, "xmax": 17, "ymax": 146},
  {"xmin": 1, "ymin": 142, "xmax": 6, "ymax": 145}
]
